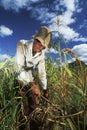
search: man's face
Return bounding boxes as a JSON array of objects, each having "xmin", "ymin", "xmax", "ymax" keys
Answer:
[{"xmin": 33, "ymin": 39, "xmax": 45, "ymax": 54}]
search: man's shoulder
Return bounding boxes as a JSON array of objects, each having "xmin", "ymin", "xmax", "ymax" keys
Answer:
[
  {"xmin": 18, "ymin": 39, "xmax": 31, "ymax": 44},
  {"xmin": 19, "ymin": 39, "xmax": 29, "ymax": 44},
  {"xmin": 17, "ymin": 39, "xmax": 33, "ymax": 47}
]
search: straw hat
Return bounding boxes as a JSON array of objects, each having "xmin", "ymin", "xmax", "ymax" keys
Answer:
[{"xmin": 32, "ymin": 26, "xmax": 52, "ymax": 48}]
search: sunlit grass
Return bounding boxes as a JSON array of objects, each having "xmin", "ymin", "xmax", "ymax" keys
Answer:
[{"xmin": 0, "ymin": 46, "xmax": 87, "ymax": 130}]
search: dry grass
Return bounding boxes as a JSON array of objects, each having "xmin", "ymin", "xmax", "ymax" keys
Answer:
[{"xmin": 0, "ymin": 48, "xmax": 87, "ymax": 130}]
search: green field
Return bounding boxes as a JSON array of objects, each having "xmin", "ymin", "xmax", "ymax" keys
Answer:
[{"xmin": 0, "ymin": 45, "xmax": 87, "ymax": 130}]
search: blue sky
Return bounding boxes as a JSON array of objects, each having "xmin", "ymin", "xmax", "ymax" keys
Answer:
[{"xmin": 0, "ymin": 0, "xmax": 87, "ymax": 64}]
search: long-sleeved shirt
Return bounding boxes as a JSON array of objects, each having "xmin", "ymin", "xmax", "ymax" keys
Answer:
[{"xmin": 14, "ymin": 40, "xmax": 47, "ymax": 90}]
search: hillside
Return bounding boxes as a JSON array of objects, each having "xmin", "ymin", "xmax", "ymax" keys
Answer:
[{"xmin": 68, "ymin": 60, "xmax": 86, "ymax": 68}]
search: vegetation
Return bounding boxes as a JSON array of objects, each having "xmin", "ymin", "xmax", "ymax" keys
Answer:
[{"xmin": 0, "ymin": 42, "xmax": 87, "ymax": 130}]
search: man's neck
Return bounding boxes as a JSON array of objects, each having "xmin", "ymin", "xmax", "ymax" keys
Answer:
[{"xmin": 33, "ymin": 50, "xmax": 41, "ymax": 56}]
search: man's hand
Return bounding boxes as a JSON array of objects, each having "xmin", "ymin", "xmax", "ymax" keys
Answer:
[
  {"xmin": 32, "ymin": 85, "xmax": 41, "ymax": 96},
  {"xmin": 30, "ymin": 81, "xmax": 41, "ymax": 96},
  {"xmin": 43, "ymin": 90, "xmax": 49, "ymax": 99}
]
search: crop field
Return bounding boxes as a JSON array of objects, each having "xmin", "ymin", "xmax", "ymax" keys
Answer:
[{"xmin": 0, "ymin": 43, "xmax": 87, "ymax": 130}]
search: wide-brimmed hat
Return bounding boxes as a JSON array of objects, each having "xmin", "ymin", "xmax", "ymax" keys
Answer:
[{"xmin": 32, "ymin": 26, "xmax": 52, "ymax": 48}]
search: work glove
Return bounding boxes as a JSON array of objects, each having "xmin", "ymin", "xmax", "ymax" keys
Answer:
[{"xmin": 43, "ymin": 89, "xmax": 49, "ymax": 99}]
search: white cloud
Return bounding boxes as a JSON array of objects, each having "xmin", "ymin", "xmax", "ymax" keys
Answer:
[
  {"xmin": 77, "ymin": 8, "xmax": 82, "ymax": 13},
  {"xmin": 72, "ymin": 44, "xmax": 87, "ymax": 55},
  {"xmin": 0, "ymin": 0, "xmax": 29, "ymax": 11},
  {"xmin": 50, "ymin": 20, "xmax": 79, "ymax": 40},
  {"xmin": 79, "ymin": 20, "xmax": 87, "ymax": 29},
  {"xmin": 63, "ymin": 0, "xmax": 76, "ymax": 12},
  {"xmin": 0, "ymin": 0, "xmax": 85, "ymax": 42},
  {"xmin": 49, "ymin": 0, "xmax": 85, "ymax": 42},
  {"xmin": 15, "ymin": 0, "xmax": 28, "ymax": 7},
  {"xmin": 0, "ymin": 25, "xmax": 13, "ymax": 37},
  {"xmin": 60, "ymin": 26, "xmax": 79, "ymax": 40},
  {"xmin": 30, "ymin": 0, "xmax": 41, "ymax": 2},
  {"xmin": 0, "ymin": 0, "xmax": 42, "ymax": 11},
  {"xmin": 0, "ymin": 54, "xmax": 11, "ymax": 61},
  {"xmin": 73, "ymin": 37, "xmax": 87, "ymax": 42},
  {"xmin": 31, "ymin": 7, "xmax": 49, "ymax": 22},
  {"xmin": 44, "ymin": 47, "xmax": 58, "ymax": 54},
  {"xmin": 49, "ymin": 13, "xmax": 79, "ymax": 41},
  {"xmin": 64, "ymin": 44, "xmax": 87, "ymax": 64},
  {"xmin": 72, "ymin": 44, "xmax": 87, "ymax": 64},
  {"xmin": 62, "ymin": 11, "xmax": 75, "ymax": 25},
  {"xmin": 49, "ymin": 48, "xmax": 58, "ymax": 54}
]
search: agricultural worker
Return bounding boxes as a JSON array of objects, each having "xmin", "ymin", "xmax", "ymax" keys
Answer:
[{"xmin": 14, "ymin": 26, "xmax": 52, "ymax": 115}]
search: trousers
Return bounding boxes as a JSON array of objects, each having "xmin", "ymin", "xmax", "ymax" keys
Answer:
[{"xmin": 14, "ymin": 79, "xmax": 40, "ymax": 116}]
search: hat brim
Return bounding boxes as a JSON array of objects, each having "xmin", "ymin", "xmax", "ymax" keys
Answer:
[{"xmin": 32, "ymin": 35, "xmax": 47, "ymax": 48}]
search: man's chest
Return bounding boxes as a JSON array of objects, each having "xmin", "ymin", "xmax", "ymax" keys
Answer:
[{"xmin": 25, "ymin": 51, "xmax": 42, "ymax": 68}]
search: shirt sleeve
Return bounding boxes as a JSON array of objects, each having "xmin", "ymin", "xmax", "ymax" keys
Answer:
[
  {"xmin": 14, "ymin": 42, "xmax": 25, "ymax": 72},
  {"xmin": 14, "ymin": 41, "xmax": 34, "ymax": 84},
  {"xmin": 37, "ymin": 56, "xmax": 47, "ymax": 90}
]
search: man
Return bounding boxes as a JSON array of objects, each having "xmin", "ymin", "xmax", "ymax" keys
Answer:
[{"xmin": 14, "ymin": 26, "xmax": 52, "ymax": 115}]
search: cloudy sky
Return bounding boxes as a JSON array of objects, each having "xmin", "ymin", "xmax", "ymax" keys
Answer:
[{"xmin": 0, "ymin": 0, "xmax": 87, "ymax": 64}]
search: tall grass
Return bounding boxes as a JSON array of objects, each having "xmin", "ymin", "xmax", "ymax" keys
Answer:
[
  {"xmin": 46, "ymin": 41, "xmax": 87, "ymax": 130},
  {"xmin": 0, "ymin": 43, "xmax": 87, "ymax": 129},
  {"xmin": 0, "ymin": 59, "xmax": 22, "ymax": 130}
]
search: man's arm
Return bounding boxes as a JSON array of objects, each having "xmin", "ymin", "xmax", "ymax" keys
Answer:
[
  {"xmin": 38, "ymin": 58, "xmax": 49, "ymax": 98},
  {"xmin": 14, "ymin": 41, "xmax": 25, "ymax": 72},
  {"xmin": 38, "ymin": 58, "xmax": 47, "ymax": 90}
]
